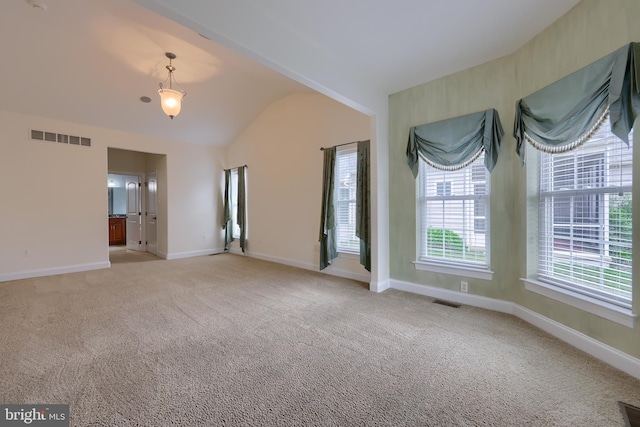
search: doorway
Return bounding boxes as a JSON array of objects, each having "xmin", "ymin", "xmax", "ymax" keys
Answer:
[
  {"xmin": 108, "ymin": 173, "xmax": 139, "ymax": 250},
  {"xmin": 107, "ymin": 172, "xmax": 159, "ymax": 264},
  {"xmin": 107, "ymin": 148, "xmax": 167, "ymax": 263}
]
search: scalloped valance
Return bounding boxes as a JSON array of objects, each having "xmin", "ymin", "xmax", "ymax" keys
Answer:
[
  {"xmin": 514, "ymin": 42, "xmax": 640, "ymax": 164},
  {"xmin": 406, "ymin": 109, "xmax": 504, "ymax": 178}
]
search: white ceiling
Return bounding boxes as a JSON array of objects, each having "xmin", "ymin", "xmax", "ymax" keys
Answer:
[{"xmin": 4, "ymin": 0, "xmax": 580, "ymax": 146}]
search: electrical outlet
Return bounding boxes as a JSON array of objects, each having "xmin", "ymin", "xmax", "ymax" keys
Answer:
[
  {"xmin": 22, "ymin": 249, "xmax": 30, "ymax": 257},
  {"xmin": 201, "ymin": 234, "xmax": 206, "ymax": 242},
  {"xmin": 460, "ymin": 281, "xmax": 468, "ymax": 293}
]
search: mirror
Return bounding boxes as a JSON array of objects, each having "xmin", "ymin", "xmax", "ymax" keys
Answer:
[{"xmin": 107, "ymin": 174, "xmax": 135, "ymax": 216}]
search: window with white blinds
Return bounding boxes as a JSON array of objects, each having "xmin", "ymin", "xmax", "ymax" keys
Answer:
[
  {"xmin": 537, "ymin": 119, "xmax": 633, "ymax": 307},
  {"xmin": 335, "ymin": 147, "xmax": 359, "ymax": 253},
  {"xmin": 230, "ymin": 169, "xmax": 241, "ymax": 239},
  {"xmin": 417, "ymin": 153, "xmax": 490, "ymax": 267}
]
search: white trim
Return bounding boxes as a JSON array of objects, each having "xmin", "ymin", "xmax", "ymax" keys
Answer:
[
  {"xmin": 388, "ymin": 278, "xmax": 640, "ymax": 381},
  {"xmin": 249, "ymin": 251, "xmax": 316, "ymax": 271},
  {"xmin": 0, "ymin": 261, "xmax": 111, "ymax": 282},
  {"xmin": 390, "ymin": 279, "xmax": 512, "ymax": 313},
  {"xmin": 248, "ymin": 251, "xmax": 370, "ymax": 283},
  {"xmin": 165, "ymin": 248, "xmax": 225, "ymax": 260},
  {"xmin": 157, "ymin": 251, "xmax": 168, "ymax": 259},
  {"xmin": 522, "ymin": 278, "xmax": 636, "ymax": 328},
  {"xmin": 513, "ymin": 305, "xmax": 640, "ymax": 380},
  {"xmin": 413, "ymin": 261, "xmax": 494, "ymax": 280},
  {"xmin": 370, "ymin": 278, "xmax": 390, "ymax": 293}
]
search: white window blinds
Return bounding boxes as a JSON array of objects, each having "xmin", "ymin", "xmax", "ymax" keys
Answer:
[
  {"xmin": 335, "ymin": 147, "xmax": 359, "ymax": 253},
  {"xmin": 230, "ymin": 169, "xmax": 241, "ymax": 239},
  {"xmin": 418, "ymin": 153, "xmax": 490, "ymax": 266},
  {"xmin": 537, "ymin": 119, "xmax": 633, "ymax": 307}
]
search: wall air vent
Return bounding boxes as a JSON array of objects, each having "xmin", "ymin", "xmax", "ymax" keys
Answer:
[
  {"xmin": 30, "ymin": 129, "xmax": 91, "ymax": 147},
  {"xmin": 433, "ymin": 299, "xmax": 461, "ymax": 308},
  {"xmin": 30, "ymin": 130, "xmax": 44, "ymax": 140}
]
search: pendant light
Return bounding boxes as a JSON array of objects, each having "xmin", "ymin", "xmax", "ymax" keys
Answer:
[{"xmin": 158, "ymin": 52, "xmax": 186, "ymax": 119}]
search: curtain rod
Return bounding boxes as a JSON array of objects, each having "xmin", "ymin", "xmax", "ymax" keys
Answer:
[
  {"xmin": 224, "ymin": 164, "xmax": 247, "ymax": 171},
  {"xmin": 320, "ymin": 140, "xmax": 365, "ymax": 151}
]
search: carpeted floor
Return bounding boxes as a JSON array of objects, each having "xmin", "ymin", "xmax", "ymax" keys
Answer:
[
  {"xmin": 0, "ymin": 253, "xmax": 639, "ymax": 426},
  {"xmin": 109, "ymin": 248, "xmax": 162, "ymax": 264}
]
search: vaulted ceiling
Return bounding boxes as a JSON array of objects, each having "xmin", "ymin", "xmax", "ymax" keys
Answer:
[{"xmin": 3, "ymin": 0, "xmax": 580, "ymax": 146}]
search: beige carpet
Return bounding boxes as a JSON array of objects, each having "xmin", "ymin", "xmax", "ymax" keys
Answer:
[
  {"xmin": 0, "ymin": 253, "xmax": 639, "ymax": 426},
  {"xmin": 109, "ymin": 249, "xmax": 162, "ymax": 264}
]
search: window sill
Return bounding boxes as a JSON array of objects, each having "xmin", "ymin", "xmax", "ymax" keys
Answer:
[
  {"xmin": 521, "ymin": 278, "xmax": 637, "ymax": 328},
  {"xmin": 414, "ymin": 261, "xmax": 493, "ymax": 280}
]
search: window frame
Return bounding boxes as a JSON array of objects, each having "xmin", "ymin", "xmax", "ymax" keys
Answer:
[
  {"xmin": 335, "ymin": 146, "xmax": 359, "ymax": 254},
  {"xmin": 414, "ymin": 152, "xmax": 493, "ymax": 280},
  {"xmin": 535, "ymin": 119, "xmax": 633, "ymax": 309},
  {"xmin": 524, "ymin": 117, "xmax": 634, "ymax": 319},
  {"xmin": 230, "ymin": 169, "xmax": 241, "ymax": 239}
]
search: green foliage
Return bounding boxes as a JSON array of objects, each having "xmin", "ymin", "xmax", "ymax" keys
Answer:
[
  {"xmin": 609, "ymin": 195, "xmax": 632, "ymax": 264},
  {"xmin": 554, "ymin": 262, "xmax": 632, "ymax": 293},
  {"xmin": 427, "ymin": 228, "xmax": 465, "ymax": 251}
]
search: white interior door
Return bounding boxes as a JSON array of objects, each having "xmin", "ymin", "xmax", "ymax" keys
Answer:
[
  {"xmin": 145, "ymin": 172, "xmax": 158, "ymax": 255},
  {"xmin": 126, "ymin": 177, "xmax": 142, "ymax": 251}
]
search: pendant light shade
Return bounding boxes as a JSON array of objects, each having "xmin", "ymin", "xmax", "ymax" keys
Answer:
[
  {"xmin": 158, "ymin": 88, "xmax": 184, "ymax": 118},
  {"xmin": 158, "ymin": 52, "xmax": 186, "ymax": 119}
]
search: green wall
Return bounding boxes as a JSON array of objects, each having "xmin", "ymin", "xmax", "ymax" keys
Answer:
[{"xmin": 389, "ymin": 0, "xmax": 640, "ymax": 358}]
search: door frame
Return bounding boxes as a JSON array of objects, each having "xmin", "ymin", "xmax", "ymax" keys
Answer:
[
  {"xmin": 145, "ymin": 170, "xmax": 158, "ymax": 255},
  {"xmin": 108, "ymin": 170, "xmax": 147, "ymax": 252}
]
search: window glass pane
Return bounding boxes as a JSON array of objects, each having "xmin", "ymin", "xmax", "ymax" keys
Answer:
[
  {"xmin": 336, "ymin": 148, "xmax": 359, "ymax": 253},
  {"xmin": 537, "ymin": 118, "xmax": 633, "ymax": 307},
  {"xmin": 231, "ymin": 170, "xmax": 240, "ymax": 239},
  {"xmin": 418, "ymin": 153, "xmax": 489, "ymax": 266}
]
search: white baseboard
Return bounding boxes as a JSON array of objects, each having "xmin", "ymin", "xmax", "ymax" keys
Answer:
[
  {"xmin": 390, "ymin": 279, "xmax": 513, "ymax": 313},
  {"xmin": 513, "ymin": 305, "xmax": 640, "ymax": 381},
  {"xmin": 389, "ymin": 279, "xmax": 640, "ymax": 381},
  {"xmin": 247, "ymin": 251, "xmax": 370, "ymax": 283},
  {"xmin": 249, "ymin": 251, "xmax": 316, "ymax": 271},
  {"xmin": 370, "ymin": 279, "xmax": 391, "ymax": 293},
  {"xmin": 0, "ymin": 261, "xmax": 111, "ymax": 282},
  {"xmin": 165, "ymin": 248, "xmax": 225, "ymax": 260}
]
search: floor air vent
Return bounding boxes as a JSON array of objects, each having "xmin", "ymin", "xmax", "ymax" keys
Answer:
[
  {"xmin": 30, "ymin": 129, "xmax": 91, "ymax": 147},
  {"xmin": 433, "ymin": 299, "xmax": 461, "ymax": 308},
  {"xmin": 620, "ymin": 402, "xmax": 640, "ymax": 427}
]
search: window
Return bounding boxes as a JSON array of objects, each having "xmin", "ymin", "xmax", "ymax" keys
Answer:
[
  {"xmin": 537, "ymin": 119, "xmax": 633, "ymax": 307},
  {"xmin": 335, "ymin": 147, "xmax": 359, "ymax": 253},
  {"xmin": 417, "ymin": 152, "xmax": 490, "ymax": 267},
  {"xmin": 230, "ymin": 169, "xmax": 241, "ymax": 239},
  {"xmin": 436, "ymin": 181, "xmax": 451, "ymax": 196}
]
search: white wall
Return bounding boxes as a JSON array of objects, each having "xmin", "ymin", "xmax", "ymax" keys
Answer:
[
  {"xmin": 133, "ymin": 0, "xmax": 391, "ymax": 290},
  {"xmin": 225, "ymin": 93, "xmax": 371, "ymax": 282},
  {"xmin": 0, "ymin": 110, "xmax": 224, "ymax": 281}
]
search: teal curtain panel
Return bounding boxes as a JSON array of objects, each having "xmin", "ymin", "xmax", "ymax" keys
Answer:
[
  {"xmin": 319, "ymin": 147, "xmax": 337, "ymax": 270},
  {"xmin": 237, "ymin": 166, "xmax": 247, "ymax": 253},
  {"xmin": 222, "ymin": 169, "xmax": 233, "ymax": 250},
  {"xmin": 356, "ymin": 140, "xmax": 371, "ymax": 272}
]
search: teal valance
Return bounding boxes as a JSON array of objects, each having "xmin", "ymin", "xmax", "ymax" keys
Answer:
[
  {"xmin": 406, "ymin": 108, "xmax": 504, "ymax": 178},
  {"xmin": 514, "ymin": 42, "xmax": 640, "ymax": 164}
]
